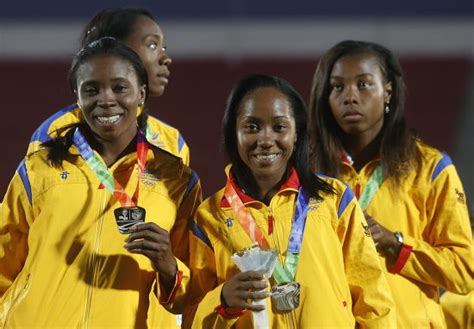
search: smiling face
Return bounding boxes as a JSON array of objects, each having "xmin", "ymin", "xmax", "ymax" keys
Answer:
[
  {"xmin": 125, "ymin": 15, "xmax": 171, "ymax": 97},
  {"xmin": 75, "ymin": 54, "xmax": 145, "ymax": 145},
  {"xmin": 329, "ymin": 53, "xmax": 392, "ymax": 142},
  {"xmin": 236, "ymin": 87, "xmax": 297, "ymax": 186}
]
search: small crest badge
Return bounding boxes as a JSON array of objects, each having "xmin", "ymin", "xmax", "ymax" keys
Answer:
[
  {"xmin": 455, "ymin": 188, "xmax": 465, "ymax": 204},
  {"xmin": 60, "ymin": 171, "xmax": 70, "ymax": 180},
  {"xmin": 225, "ymin": 217, "xmax": 234, "ymax": 228},
  {"xmin": 361, "ymin": 223, "xmax": 371, "ymax": 237}
]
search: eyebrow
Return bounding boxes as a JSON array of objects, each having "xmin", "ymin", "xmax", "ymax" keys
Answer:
[
  {"xmin": 330, "ymin": 73, "xmax": 375, "ymax": 79},
  {"xmin": 240, "ymin": 115, "xmax": 291, "ymax": 120}
]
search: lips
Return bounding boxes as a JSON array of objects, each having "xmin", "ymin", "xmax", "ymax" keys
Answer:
[
  {"xmin": 342, "ymin": 110, "xmax": 362, "ymax": 122},
  {"xmin": 252, "ymin": 153, "xmax": 281, "ymax": 163},
  {"xmin": 94, "ymin": 112, "xmax": 123, "ymax": 126}
]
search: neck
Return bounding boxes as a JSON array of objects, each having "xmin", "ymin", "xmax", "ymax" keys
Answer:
[
  {"xmin": 343, "ymin": 133, "xmax": 382, "ymax": 171},
  {"xmin": 84, "ymin": 126, "xmax": 138, "ymax": 167},
  {"xmin": 254, "ymin": 168, "xmax": 288, "ymax": 205}
]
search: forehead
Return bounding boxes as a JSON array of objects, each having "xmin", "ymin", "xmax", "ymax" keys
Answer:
[
  {"xmin": 238, "ymin": 87, "xmax": 293, "ymax": 118},
  {"xmin": 129, "ymin": 15, "xmax": 163, "ymax": 40},
  {"xmin": 331, "ymin": 53, "xmax": 383, "ymax": 78},
  {"xmin": 76, "ymin": 54, "xmax": 137, "ymax": 82}
]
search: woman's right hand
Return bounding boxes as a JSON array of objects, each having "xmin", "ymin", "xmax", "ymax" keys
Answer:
[{"xmin": 221, "ymin": 271, "xmax": 270, "ymax": 311}]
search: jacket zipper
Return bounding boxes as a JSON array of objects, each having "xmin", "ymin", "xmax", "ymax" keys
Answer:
[
  {"xmin": 81, "ymin": 190, "xmax": 107, "ymax": 329},
  {"xmin": 3, "ymin": 273, "xmax": 32, "ymax": 327}
]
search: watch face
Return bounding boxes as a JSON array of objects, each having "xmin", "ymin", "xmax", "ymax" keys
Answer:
[{"xmin": 394, "ymin": 232, "xmax": 404, "ymax": 244}]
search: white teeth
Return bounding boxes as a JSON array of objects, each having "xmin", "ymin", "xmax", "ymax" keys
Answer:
[
  {"xmin": 255, "ymin": 154, "xmax": 278, "ymax": 161},
  {"xmin": 96, "ymin": 115, "xmax": 120, "ymax": 124}
]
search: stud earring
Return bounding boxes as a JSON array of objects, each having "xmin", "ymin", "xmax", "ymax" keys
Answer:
[{"xmin": 384, "ymin": 102, "xmax": 390, "ymax": 114}]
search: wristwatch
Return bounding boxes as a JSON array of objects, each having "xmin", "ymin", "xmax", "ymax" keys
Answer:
[{"xmin": 386, "ymin": 231, "xmax": 404, "ymax": 256}]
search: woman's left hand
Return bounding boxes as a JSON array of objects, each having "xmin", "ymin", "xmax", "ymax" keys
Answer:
[
  {"xmin": 124, "ymin": 222, "xmax": 177, "ymax": 286},
  {"xmin": 364, "ymin": 212, "xmax": 398, "ymax": 253}
]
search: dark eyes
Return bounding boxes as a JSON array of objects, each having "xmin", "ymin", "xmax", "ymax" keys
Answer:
[
  {"xmin": 148, "ymin": 42, "xmax": 167, "ymax": 52},
  {"xmin": 331, "ymin": 81, "xmax": 370, "ymax": 92},
  {"xmin": 113, "ymin": 84, "xmax": 129, "ymax": 93},
  {"xmin": 242, "ymin": 123, "xmax": 289, "ymax": 132},
  {"xmin": 82, "ymin": 86, "xmax": 98, "ymax": 95}
]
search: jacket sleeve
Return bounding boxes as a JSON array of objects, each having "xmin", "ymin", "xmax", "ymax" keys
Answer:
[
  {"xmin": 337, "ymin": 186, "xmax": 397, "ymax": 329},
  {"xmin": 0, "ymin": 160, "xmax": 34, "ymax": 297},
  {"xmin": 182, "ymin": 211, "xmax": 240, "ymax": 329},
  {"xmin": 157, "ymin": 169, "xmax": 203, "ymax": 313},
  {"xmin": 178, "ymin": 138, "xmax": 191, "ymax": 167},
  {"xmin": 397, "ymin": 162, "xmax": 474, "ymax": 293}
]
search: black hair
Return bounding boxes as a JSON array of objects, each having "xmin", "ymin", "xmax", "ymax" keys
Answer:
[
  {"xmin": 44, "ymin": 37, "xmax": 149, "ymax": 166},
  {"xmin": 223, "ymin": 74, "xmax": 335, "ymax": 200},
  {"xmin": 309, "ymin": 40, "xmax": 419, "ymax": 180},
  {"xmin": 80, "ymin": 8, "xmax": 155, "ymax": 47}
]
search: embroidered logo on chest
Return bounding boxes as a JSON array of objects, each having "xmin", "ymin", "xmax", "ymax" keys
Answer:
[
  {"xmin": 60, "ymin": 171, "xmax": 70, "ymax": 180},
  {"xmin": 141, "ymin": 168, "xmax": 160, "ymax": 186},
  {"xmin": 308, "ymin": 198, "xmax": 322, "ymax": 212}
]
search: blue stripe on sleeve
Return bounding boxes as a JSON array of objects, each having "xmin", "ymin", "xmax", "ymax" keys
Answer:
[
  {"xmin": 190, "ymin": 221, "xmax": 213, "ymax": 250},
  {"xmin": 30, "ymin": 104, "xmax": 77, "ymax": 143},
  {"xmin": 178, "ymin": 133, "xmax": 185, "ymax": 153},
  {"xmin": 183, "ymin": 170, "xmax": 199, "ymax": 201},
  {"xmin": 431, "ymin": 153, "xmax": 453, "ymax": 182},
  {"xmin": 338, "ymin": 186, "xmax": 355, "ymax": 218},
  {"xmin": 17, "ymin": 159, "xmax": 32, "ymax": 204}
]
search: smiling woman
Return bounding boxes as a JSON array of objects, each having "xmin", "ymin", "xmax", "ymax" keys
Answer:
[
  {"xmin": 72, "ymin": 51, "xmax": 146, "ymax": 165},
  {"xmin": 0, "ymin": 37, "xmax": 202, "ymax": 328},
  {"xmin": 183, "ymin": 74, "xmax": 396, "ymax": 328}
]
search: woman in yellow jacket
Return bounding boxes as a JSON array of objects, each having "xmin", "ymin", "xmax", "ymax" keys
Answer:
[
  {"xmin": 0, "ymin": 38, "xmax": 201, "ymax": 328},
  {"xmin": 309, "ymin": 40, "xmax": 474, "ymax": 328},
  {"xmin": 27, "ymin": 8, "xmax": 190, "ymax": 165},
  {"xmin": 183, "ymin": 74, "xmax": 396, "ymax": 328}
]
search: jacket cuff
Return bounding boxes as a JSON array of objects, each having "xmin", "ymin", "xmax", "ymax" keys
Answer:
[
  {"xmin": 389, "ymin": 244, "xmax": 413, "ymax": 273},
  {"xmin": 215, "ymin": 305, "xmax": 246, "ymax": 319},
  {"xmin": 158, "ymin": 270, "xmax": 184, "ymax": 305}
]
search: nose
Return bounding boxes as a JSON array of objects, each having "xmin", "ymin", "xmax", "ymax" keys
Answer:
[
  {"xmin": 257, "ymin": 127, "xmax": 275, "ymax": 148},
  {"xmin": 97, "ymin": 89, "xmax": 116, "ymax": 108},
  {"xmin": 343, "ymin": 85, "xmax": 359, "ymax": 105},
  {"xmin": 159, "ymin": 48, "xmax": 172, "ymax": 67}
]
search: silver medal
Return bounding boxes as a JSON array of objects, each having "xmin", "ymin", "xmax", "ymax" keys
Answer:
[
  {"xmin": 114, "ymin": 206, "xmax": 146, "ymax": 234},
  {"xmin": 271, "ymin": 281, "xmax": 300, "ymax": 312}
]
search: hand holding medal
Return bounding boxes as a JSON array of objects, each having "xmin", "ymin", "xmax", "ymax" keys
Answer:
[{"xmin": 124, "ymin": 222, "xmax": 178, "ymax": 292}]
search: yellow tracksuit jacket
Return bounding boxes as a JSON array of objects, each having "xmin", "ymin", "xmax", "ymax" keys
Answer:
[
  {"xmin": 27, "ymin": 104, "xmax": 190, "ymax": 165},
  {"xmin": 340, "ymin": 141, "xmax": 474, "ymax": 329},
  {"xmin": 184, "ymin": 167, "xmax": 397, "ymax": 328},
  {"xmin": 0, "ymin": 138, "xmax": 201, "ymax": 328}
]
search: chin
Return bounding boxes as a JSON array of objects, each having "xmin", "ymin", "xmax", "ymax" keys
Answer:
[{"xmin": 149, "ymin": 85, "xmax": 166, "ymax": 97}]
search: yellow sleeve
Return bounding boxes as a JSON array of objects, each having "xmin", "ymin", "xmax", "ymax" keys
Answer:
[
  {"xmin": 179, "ymin": 139, "xmax": 191, "ymax": 167},
  {"xmin": 158, "ymin": 170, "xmax": 203, "ymax": 313},
  {"xmin": 26, "ymin": 105, "xmax": 80, "ymax": 155},
  {"xmin": 337, "ymin": 186, "xmax": 397, "ymax": 328},
  {"xmin": 0, "ymin": 160, "xmax": 34, "ymax": 297},
  {"xmin": 399, "ymin": 163, "xmax": 474, "ymax": 293},
  {"xmin": 182, "ymin": 209, "xmax": 239, "ymax": 329}
]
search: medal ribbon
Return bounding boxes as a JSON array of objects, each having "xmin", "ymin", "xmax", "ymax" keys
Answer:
[
  {"xmin": 358, "ymin": 165, "xmax": 384, "ymax": 209},
  {"xmin": 73, "ymin": 127, "xmax": 148, "ymax": 207},
  {"xmin": 224, "ymin": 179, "xmax": 310, "ymax": 284}
]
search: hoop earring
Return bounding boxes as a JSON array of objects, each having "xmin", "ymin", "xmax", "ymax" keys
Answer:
[{"xmin": 384, "ymin": 102, "xmax": 390, "ymax": 114}]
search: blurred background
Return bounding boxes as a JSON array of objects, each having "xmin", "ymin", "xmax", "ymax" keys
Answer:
[{"xmin": 0, "ymin": 0, "xmax": 473, "ymax": 213}]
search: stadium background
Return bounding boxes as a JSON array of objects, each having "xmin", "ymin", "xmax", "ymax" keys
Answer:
[{"xmin": 1, "ymin": 0, "xmax": 473, "ymax": 214}]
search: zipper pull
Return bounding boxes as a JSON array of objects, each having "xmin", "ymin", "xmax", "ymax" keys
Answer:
[
  {"xmin": 355, "ymin": 177, "xmax": 361, "ymax": 199},
  {"xmin": 268, "ymin": 215, "xmax": 274, "ymax": 235}
]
